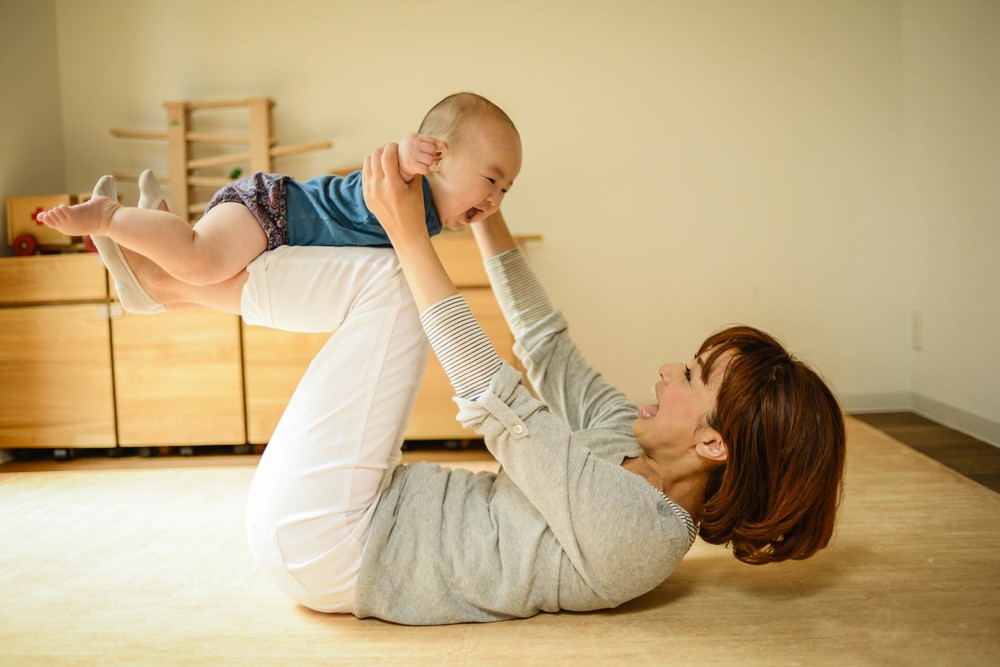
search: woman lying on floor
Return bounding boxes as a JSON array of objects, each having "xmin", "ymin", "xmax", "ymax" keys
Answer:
[{"xmin": 90, "ymin": 149, "xmax": 845, "ymax": 625}]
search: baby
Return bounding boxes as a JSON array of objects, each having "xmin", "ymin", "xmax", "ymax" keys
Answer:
[{"xmin": 38, "ymin": 92, "xmax": 521, "ymax": 313}]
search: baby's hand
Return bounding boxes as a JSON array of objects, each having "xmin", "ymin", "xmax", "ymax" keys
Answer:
[{"xmin": 397, "ymin": 133, "xmax": 446, "ymax": 182}]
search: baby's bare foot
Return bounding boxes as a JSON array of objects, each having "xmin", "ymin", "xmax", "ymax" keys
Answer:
[{"xmin": 37, "ymin": 196, "xmax": 121, "ymax": 237}]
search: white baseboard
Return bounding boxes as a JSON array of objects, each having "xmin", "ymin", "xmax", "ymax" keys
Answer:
[
  {"xmin": 842, "ymin": 392, "xmax": 999, "ymax": 448},
  {"xmin": 839, "ymin": 392, "xmax": 912, "ymax": 413},
  {"xmin": 912, "ymin": 394, "xmax": 1000, "ymax": 448}
]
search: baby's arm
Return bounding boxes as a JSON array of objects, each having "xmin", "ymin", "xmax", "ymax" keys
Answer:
[{"xmin": 397, "ymin": 133, "xmax": 445, "ymax": 182}]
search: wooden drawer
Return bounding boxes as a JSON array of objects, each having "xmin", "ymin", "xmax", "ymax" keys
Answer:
[{"xmin": 0, "ymin": 254, "xmax": 107, "ymax": 304}]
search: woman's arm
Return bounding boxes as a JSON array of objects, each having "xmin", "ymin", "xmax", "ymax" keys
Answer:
[
  {"xmin": 469, "ymin": 210, "xmax": 519, "ymax": 260},
  {"xmin": 363, "ymin": 144, "xmax": 502, "ymax": 400},
  {"xmin": 362, "ymin": 143, "xmax": 456, "ymax": 310},
  {"xmin": 472, "ymin": 212, "xmax": 639, "ymax": 435}
]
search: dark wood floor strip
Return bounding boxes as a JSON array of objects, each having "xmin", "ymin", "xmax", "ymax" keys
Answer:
[{"xmin": 851, "ymin": 411, "xmax": 1000, "ymax": 493}]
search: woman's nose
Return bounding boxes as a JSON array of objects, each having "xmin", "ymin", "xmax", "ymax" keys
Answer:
[{"xmin": 659, "ymin": 363, "xmax": 681, "ymax": 381}]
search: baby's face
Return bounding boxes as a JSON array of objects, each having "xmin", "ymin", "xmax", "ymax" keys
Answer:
[{"xmin": 427, "ymin": 121, "xmax": 522, "ymax": 230}]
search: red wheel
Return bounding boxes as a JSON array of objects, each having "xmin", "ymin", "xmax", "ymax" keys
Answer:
[
  {"xmin": 83, "ymin": 235, "xmax": 98, "ymax": 253},
  {"xmin": 12, "ymin": 234, "xmax": 38, "ymax": 256}
]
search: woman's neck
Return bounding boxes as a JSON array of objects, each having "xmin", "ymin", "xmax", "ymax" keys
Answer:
[{"xmin": 622, "ymin": 453, "xmax": 710, "ymax": 522}]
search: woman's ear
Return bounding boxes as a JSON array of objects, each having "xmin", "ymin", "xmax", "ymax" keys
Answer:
[{"xmin": 695, "ymin": 431, "xmax": 728, "ymax": 463}]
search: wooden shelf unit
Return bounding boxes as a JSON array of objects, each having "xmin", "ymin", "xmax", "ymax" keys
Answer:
[{"xmin": 111, "ymin": 97, "xmax": 332, "ymax": 221}]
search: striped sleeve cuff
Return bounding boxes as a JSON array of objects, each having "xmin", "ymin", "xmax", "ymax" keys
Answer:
[
  {"xmin": 420, "ymin": 294, "xmax": 504, "ymax": 400},
  {"xmin": 483, "ymin": 248, "xmax": 553, "ymax": 338}
]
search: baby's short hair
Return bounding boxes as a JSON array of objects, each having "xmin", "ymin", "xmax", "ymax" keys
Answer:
[{"xmin": 418, "ymin": 92, "xmax": 518, "ymax": 147}]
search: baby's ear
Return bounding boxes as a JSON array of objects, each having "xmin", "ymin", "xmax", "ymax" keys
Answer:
[{"xmin": 429, "ymin": 138, "xmax": 448, "ymax": 173}]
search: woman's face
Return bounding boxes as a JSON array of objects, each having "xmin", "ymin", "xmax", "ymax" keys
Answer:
[{"xmin": 632, "ymin": 351, "xmax": 730, "ymax": 451}]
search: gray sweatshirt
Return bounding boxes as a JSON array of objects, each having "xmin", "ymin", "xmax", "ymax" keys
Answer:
[{"xmin": 353, "ymin": 249, "xmax": 696, "ymax": 625}]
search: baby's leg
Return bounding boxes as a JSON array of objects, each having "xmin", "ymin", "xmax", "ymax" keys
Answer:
[
  {"xmin": 243, "ymin": 246, "xmax": 429, "ymax": 613},
  {"xmin": 106, "ymin": 203, "xmax": 266, "ymax": 286},
  {"xmin": 117, "ymin": 172, "xmax": 246, "ymax": 312},
  {"xmin": 40, "ymin": 192, "xmax": 265, "ymax": 287}
]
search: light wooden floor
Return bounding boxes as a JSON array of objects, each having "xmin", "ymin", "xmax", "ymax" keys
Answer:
[{"xmin": 1, "ymin": 416, "xmax": 997, "ymax": 666}]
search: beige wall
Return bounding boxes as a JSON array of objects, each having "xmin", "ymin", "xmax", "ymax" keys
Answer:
[
  {"xmin": 902, "ymin": 0, "xmax": 1000, "ymax": 442},
  {"xmin": 0, "ymin": 0, "xmax": 66, "ymax": 258},
  {"xmin": 4, "ymin": 1, "xmax": 996, "ymax": 441}
]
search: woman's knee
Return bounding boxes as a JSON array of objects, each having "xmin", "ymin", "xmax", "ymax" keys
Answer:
[{"xmin": 245, "ymin": 515, "xmax": 362, "ymax": 605}]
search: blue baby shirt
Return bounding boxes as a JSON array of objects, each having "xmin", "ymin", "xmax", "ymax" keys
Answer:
[{"xmin": 285, "ymin": 170, "xmax": 442, "ymax": 247}]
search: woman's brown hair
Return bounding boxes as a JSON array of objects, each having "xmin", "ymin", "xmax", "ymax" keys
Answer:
[{"xmin": 696, "ymin": 326, "xmax": 846, "ymax": 565}]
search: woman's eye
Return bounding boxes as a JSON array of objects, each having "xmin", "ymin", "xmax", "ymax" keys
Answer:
[{"xmin": 684, "ymin": 365, "xmax": 691, "ymax": 381}]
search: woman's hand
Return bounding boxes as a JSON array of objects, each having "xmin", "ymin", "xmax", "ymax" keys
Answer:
[
  {"xmin": 362, "ymin": 143, "xmax": 428, "ymax": 245},
  {"xmin": 362, "ymin": 142, "xmax": 458, "ymax": 311}
]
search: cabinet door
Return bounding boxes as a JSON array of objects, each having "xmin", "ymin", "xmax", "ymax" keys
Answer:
[
  {"xmin": 242, "ymin": 325, "xmax": 330, "ymax": 444},
  {"xmin": 0, "ymin": 304, "xmax": 116, "ymax": 447},
  {"xmin": 112, "ymin": 310, "xmax": 245, "ymax": 446}
]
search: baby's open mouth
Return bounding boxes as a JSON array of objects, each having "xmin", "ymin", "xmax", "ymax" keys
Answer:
[{"xmin": 464, "ymin": 207, "xmax": 483, "ymax": 223}]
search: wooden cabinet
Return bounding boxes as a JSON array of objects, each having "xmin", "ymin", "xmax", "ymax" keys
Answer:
[
  {"xmin": 0, "ymin": 255, "xmax": 243, "ymax": 450},
  {"xmin": 0, "ymin": 255, "xmax": 116, "ymax": 448},
  {"xmin": 0, "ymin": 231, "xmax": 533, "ymax": 451},
  {"xmin": 242, "ymin": 232, "xmax": 520, "ymax": 443},
  {"xmin": 111, "ymin": 310, "xmax": 245, "ymax": 446}
]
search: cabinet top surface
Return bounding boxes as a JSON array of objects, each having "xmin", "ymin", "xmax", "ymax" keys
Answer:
[{"xmin": 0, "ymin": 253, "xmax": 108, "ymax": 304}]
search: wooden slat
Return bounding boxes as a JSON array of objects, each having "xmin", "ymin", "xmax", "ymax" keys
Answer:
[
  {"xmin": 168, "ymin": 97, "xmax": 275, "ymax": 111},
  {"xmin": 111, "ymin": 128, "xmax": 272, "ymax": 145},
  {"xmin": 187, "ymin": 151, "xmax": 252, "ymax": 170},
  {"xmin": 269, "ymin": 140, "xmax": 333, "ymax": 158},
  {"xmin": 187, "ymin": 175, "xmax": 231, "ymax": 188},
  {"xmin": 110, "ymin": 128, "xmax": 167, "ymax": 140},
  {"xmin": 248, "ymin": 98, "xmax": 272, "ymax": 173},
  {"xmin": 165, "ymin": 102, "xmax": 190, "ymax": 219}
]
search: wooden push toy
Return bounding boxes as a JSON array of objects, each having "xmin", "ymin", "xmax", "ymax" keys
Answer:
[{"xmin": 6, "ymin": 194, "xmax": 97, "ymax": 255}]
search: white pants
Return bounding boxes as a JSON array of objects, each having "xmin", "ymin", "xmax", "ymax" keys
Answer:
[{"xmin": 242, "ymin": 246, "xmax": 429, "ymax": 613}]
